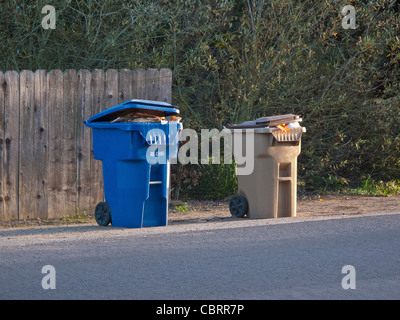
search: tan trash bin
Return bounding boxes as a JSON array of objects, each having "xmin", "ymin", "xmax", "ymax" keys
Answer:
[{"xmin": 226, "ymin": 114, "xmax": 305, "ymax": 219}]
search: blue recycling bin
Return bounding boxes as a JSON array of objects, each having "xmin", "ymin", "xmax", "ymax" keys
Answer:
[{"xmin": 85, "ymin": 99, "xmax": 182, "ymax": 228}]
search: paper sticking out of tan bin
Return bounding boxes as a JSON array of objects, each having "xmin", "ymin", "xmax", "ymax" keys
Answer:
[{"xmin": 226, "ymin": 114, "xmax": 306, "ymax": 219}]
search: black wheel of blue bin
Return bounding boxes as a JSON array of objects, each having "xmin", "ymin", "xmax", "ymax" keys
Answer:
[
  {"xmin": 229, "ymin": 195, "xmax": 248, "ymax": 218},
  {"xmin": 95, "ymin": 202, "xmax": 111, "ymax": 226}
]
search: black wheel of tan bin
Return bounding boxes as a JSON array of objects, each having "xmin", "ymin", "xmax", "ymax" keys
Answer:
[
  {"xmin": 95, "ymin": 202, "xmax": 111, "ymax": 226},
  {"xmin": 229, "ymin": 195, "xmax": 248, "ymax": 218}
]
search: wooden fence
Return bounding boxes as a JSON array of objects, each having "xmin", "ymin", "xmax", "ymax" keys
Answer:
[{"xmin": 0, "ymin": 68, "xmax": 172, "ymax": 221}]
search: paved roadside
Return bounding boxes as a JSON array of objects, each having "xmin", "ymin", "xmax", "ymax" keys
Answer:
[
  {"xmin": 1, "ymin": 210, "xmax": 399, "ymax": 248},
  {"xmin": 1, "ymin": 212, "xmax": 400, "ymax": 299}
]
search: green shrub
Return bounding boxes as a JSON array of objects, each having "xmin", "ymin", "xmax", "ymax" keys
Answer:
[{"xmin": 2, "ymin": 0, "xmax": 399, "ymax": 198}]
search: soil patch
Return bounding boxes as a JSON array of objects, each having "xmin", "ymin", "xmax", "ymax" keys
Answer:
[
  {"xmin": 168, "ymin": 194, "xmax": 400, "ymax": 223},
  {"xmin": 1, "ymin": 194, "xmax": 399, "ymax": 229}
]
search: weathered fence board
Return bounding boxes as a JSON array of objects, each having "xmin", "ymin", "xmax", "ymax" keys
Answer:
[
  {"xmin": 62, "ymin": 69, "xmax": 79, "ymax": 216},
  {"xmin": 145, "ymin": 68, "xmax": 159, "ymax": 101},
  {"xmin": 19, "ymin": 70, "xmax": 36, "ymax": 219},
  {"xmin": 0, "ymin": 68, "xmax": 172, "ymax": 221},
  {"xmin": 3, "ymin": 71, "xmax": 20, "ymax": 220},
  {"xmin": 33, "ymin": 70, "xmax": 49, "ymax": 219},
  {"xmin": 47, "ymin": 70, "xmax": 64, "ymax": 218},
  {"xmin": 76, "ymin": 69, "xmax": 92, "ymax": 215},
  {"xmin": 90, "ymin": 69, "xmax": 106, "ymax": 209},
  {"xmin": 105, "ymin": 69, "xmax": 119, "ymax": 108},
  {"xmin": 133, "ymin": 69, "xmax": 146, "ymax": 100},
  {"xmin": 0, "ymin": 72, "xmax": 5, "ymax": 219},
  {"xmin": 159, "ymin": 68, "xmax": 173, "ymax": 103},
  {"xmin": 119, "ymin": 69, "xmax": 133, "ymax": 104}
]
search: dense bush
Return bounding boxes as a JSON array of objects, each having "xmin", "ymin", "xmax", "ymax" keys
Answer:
[{"xmin": 2, "ymin": 0, "xmax": 399, "ymax": 198}]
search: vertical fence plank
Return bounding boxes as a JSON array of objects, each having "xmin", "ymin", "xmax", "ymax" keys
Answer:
[
  {"xmin": 0, "ymin": 72, "xmax": 4, "ymax": 219},
  {"xmin": 118, "ymin": 69, "xmax": 133, "ymax": 103},
  {"xmin": 145, "ymin": 68, "xmax": 160, "ymax": 101},
  {"xmin": 132, "ymin": 69, "xmax": 146, "ymax": 100},
  {"xmin": 159, "ymin": 68, "xmax": 172, "ymax": 103},
  {"xmin": 19, "ymin": 70, "xmax": 36, "ymax": 219},
  {"xmin": 105, "ymin": 69, "xmax": 119, "ymax": 108},
  {"xmin": 33, "ymin": 70, "xmax": 49, "ymax": 218},
  {"xmin": 90, "ymin": 69, "xmax": 105, "ymax": 208},
  {"xmin": 3, "ymin": 71, "xmax": 19, "ymax": 220},
  {"xmin": 47, "ymin": 70, "xmax": 64, "ymax": 218},
  {"xmin": 76, "ymin": 70, "xmax": 92, "ymax": 214},
  {"xmin": 63, "ymin": 69, "xmax": 79, "ymax": 215},
  {"xmin": 19, "ymin": 70, "xmax": 49, "ymax": 219}
]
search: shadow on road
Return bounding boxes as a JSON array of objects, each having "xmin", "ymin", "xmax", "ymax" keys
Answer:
[{"xmin": 0, "ymin": 224, "xmax": 113, "ymax": 238}]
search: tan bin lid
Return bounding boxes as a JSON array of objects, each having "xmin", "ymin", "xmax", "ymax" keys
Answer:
[{"xmin": 225, "ymin": 114, "xmax": 304, "ymax": 142}]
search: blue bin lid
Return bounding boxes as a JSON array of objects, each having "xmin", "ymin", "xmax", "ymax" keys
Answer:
[{"xmin": 85, "ymin": 99, "xmax": 180, "ymax": 124}]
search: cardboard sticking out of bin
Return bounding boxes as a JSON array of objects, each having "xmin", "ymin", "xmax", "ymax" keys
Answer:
[
  {"xmin": 110, "ymin": 113, "xmax": 164, "ymax": 123},
  {"xmin": 110, "ymin": 112, "xmax": 181, "ymax": 123},
  {"xmin": 87, "ymin": 99, "xmax": 181, "ymax": 123},
  {"xmin": 225, "ymin": 114, "xmax": 305, "ymax": 142}
]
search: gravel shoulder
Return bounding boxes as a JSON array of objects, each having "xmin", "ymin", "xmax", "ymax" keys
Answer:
[
  {"xmin": 0, "ymin": 194, "xmax": 399, "ymax": 249},
  {"xmin": 168, "ymin": 194, "xmax": 400, "ymax": 223},
  {"xmin": 1, "ymin": 194, "xmax": 399, "ymax": 229}
]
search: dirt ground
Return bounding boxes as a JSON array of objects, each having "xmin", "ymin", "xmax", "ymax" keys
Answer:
[
  {"xmin": 168, "ymin": 194, "xmax": 400, "ymax": 223},
  {"xmin": 1, "ymin": 194, "xmax": 399, "ymax": 228}
]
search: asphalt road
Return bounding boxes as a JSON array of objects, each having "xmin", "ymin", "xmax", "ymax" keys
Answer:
[{"xmin": 1, "ymin": 213, "xmax": 400, "ymax": 300}]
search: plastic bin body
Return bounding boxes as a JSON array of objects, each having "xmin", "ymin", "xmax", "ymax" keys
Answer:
[
  {"xmin": 85, "ymin": 100, "xmax": 181, "ymax": 228},
  {"xmin": 232, "ymin": 127, "xmax": 303, "ymax": 219}
]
